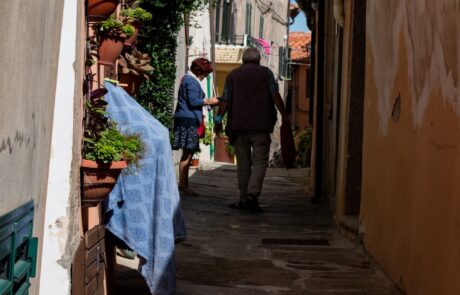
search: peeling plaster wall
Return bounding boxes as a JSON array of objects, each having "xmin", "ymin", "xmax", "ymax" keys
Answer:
[
  {"xmin": 361, "ymin": 0, "xmax": 460, "ymax": 294},
  {"xmin": 366, "ymin": 0, "xmax": 460, "ymax": 134},
  {"xmin": 39, "ymin": 0, "xmax": 84, "ymax": 293}
]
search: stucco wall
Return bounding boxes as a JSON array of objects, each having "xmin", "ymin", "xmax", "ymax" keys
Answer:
[
  {"xmin": 361, "ymin": 1, "xmax": 460, "ymax": 294},
  {"xmin": 0, "ymin": 0, "xmax": 63, "ymax": 212}
]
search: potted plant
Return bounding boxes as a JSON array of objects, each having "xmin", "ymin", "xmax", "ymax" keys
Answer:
[
  {"xmin": 118, "ymin": 49, "xmax": 154, "ymax": 95},
  {"xmin": 81, "ymin": 88, "xmax": 143, "ymax": 203},
  {"xmin": 214, "ymin": 115, "xmax": 235, "ymax": 164},
  {"xmin": 191, "ymin": 154, "xmax": 200, "ymax": 167},
  {"xmin": 120, "ymin": 7, "xmax": 153, "ymax": 46},
  {"xmin": 97, "ymin": 17, "xmax": 135, "ymax": 66},
  {"xmin": 214, "ymin": 137, "xmax": 235, "ymax": 164},
  {"xmin": 87, "ymin": 0, "xmax": 120, "ymax": 17}
]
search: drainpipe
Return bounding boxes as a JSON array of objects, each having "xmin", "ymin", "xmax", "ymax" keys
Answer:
[
  {"xmin": 210, "ymin": 0, "xmax": 216, "ymax": 87},
  {"xmin": 210, "ymin": 0, "xmax": 217, "ymax": 160},
  {"xmin": 185, "ymin": 13, "xmax": 190, "ymax": 72}
]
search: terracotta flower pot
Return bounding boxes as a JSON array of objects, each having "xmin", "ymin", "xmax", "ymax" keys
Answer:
[
  {"xmin": 190, "ymin": 159, "xmax": 200, "ymax": 167},
  {"xmin": 98, "ymin": 33, "xmax": 126, "ymax": 66},
  {"xmin": 118, "ymin": 71, "xmax": 145, "ymax": 95},
  {"xmin": 87, "ymin": 0, "xmax": 119, "ymax": 17},
  {"xmin": 214, "ymin": 137, "xmax": 235, "ymax": 164},
  {"xmin": 81, "ymin": 159, "xmax": 127, "ymax": 203},
  {"xmin": 124, "ymin": 21, "xmax": 142, "ymax": 47}
]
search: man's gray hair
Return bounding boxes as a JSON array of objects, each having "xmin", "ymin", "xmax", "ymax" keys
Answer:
[{"xmin": 242, "ymin": 47, "xmax": 261, "ymax": 64}]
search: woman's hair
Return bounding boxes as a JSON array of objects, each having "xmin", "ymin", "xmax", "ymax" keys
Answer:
[{"xmin": 190, "ymin": 58, "xmax": 213, "ymax": 76}]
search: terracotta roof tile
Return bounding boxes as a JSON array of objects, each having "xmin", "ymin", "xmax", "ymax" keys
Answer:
[{"xmin": 289, "ymin": 32, "xmax": 311, "ymax": 62}]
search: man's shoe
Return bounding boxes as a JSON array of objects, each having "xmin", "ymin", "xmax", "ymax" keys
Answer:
[
  {"xmin": 246, "ymin": 199, "xmax": 263, "ymax": 213},
  {"xmin": 228, "ymin": 200, "xmax": 248, "ymax": 210}
]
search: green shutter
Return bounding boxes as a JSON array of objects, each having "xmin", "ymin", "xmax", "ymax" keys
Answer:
[
  {"xmin": 287, "ymin": 47, "xmax": 292, "ymax": 79},
  {"xmin": 222, "ymin": 0, "xmax": 228, "ymax": 41},
  {"xmin": 259, "ymin": 15, "xmax": 264, "ymax": 38},
  {"xmin": 249, "ymin": 4, "xmax": 252, "ymax": 37},
  {"xmin": 215, "ymin": 0, "xmax": 221, "ymax": 41},
  {"xmin": 278, "ymin": 47, "xmax": 292, "ymax": 80},
  {"xmin": 245, "ymin": 2, "xmax": 253, "ymax": 37},
  {"xmin": 245, "ymin": 2, "xmax": 250, "ymax": 35}
]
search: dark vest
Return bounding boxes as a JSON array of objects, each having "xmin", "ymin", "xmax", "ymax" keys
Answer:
[{"xmin": 225, "ymin": 63, "xmax": 277, "ymax": 136}]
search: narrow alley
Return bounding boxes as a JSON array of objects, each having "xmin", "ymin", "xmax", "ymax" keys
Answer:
[{"xmin": 115, "ymin": 163, "xmax": 401, "ymax": 295}]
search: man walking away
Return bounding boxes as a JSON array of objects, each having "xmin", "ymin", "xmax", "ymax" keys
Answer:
[{"xmin": 214, "ymin": 47, "xmax": 290, "ymax": 212}]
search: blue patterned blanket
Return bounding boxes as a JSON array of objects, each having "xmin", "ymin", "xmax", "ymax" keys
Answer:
[{"xmin": 103, "ymin": 82, "xmax": 186, "ymax": 294}]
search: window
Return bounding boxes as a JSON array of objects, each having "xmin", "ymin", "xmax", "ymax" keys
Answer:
[
  {"xmin": 215, "ymin": 0, "xmax": 233, "ymax": 43},
  {"xmin": 279, "ymin": 47, "xmax": 292, "ymax": 80},
  {"xmin": 259, "ymin": 15, "xmax": 264, "ymax": 38}
]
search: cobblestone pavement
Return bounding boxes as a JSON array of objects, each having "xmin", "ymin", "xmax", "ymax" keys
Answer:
[{"xmin": 115, "ymin": 162, "xmax": 402, "ymax": 295}]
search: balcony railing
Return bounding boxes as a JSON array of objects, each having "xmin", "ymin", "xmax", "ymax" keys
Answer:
[{"xmin": 215, "ymin": 34, "xmax": 249, "ymax": 47}]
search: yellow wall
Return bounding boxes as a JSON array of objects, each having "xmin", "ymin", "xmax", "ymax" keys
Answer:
[
  {"xmin": 361, "ymin": 1, "xmax": 460, "ymax": 294},
  {"xmin": 215, "ymin": 63, "xmax": 240, "ymax": 96}
]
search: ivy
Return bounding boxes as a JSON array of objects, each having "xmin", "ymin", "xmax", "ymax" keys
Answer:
[{"xmin": 135, "ymin": 0, "xmax": 209, "ymax": 129}]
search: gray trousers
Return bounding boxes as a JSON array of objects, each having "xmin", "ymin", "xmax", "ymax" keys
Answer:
[{"xmin": 234, "ymin": 132, "xmax": 271, "ymax": 200}]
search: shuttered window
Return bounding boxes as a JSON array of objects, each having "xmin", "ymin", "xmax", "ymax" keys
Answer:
[
  {"xmin": 216, "ymin": 0, "xmax": 233, "ymax": 43},
  {"xmin": 259, "ymin": 15, "xmax": 264, "ymax": 38}
]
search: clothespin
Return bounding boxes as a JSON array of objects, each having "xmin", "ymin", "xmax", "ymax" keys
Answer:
[{"xmin": 104, "ymin": 78, "xmax": 128, "ymax": 87}]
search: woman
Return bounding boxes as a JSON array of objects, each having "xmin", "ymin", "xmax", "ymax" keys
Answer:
[{"xmin": 173, "ymin": 58, "xmax": 219, "ymax": 195}]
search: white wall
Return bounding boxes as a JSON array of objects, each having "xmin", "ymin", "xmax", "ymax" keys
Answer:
[
  {"xmin": 39, "ymin": 0, "xmax": 78, "ymax": 293},
  {"xmin": 189, "ymin": 8, "xmax": 215, "ymax": 162}
]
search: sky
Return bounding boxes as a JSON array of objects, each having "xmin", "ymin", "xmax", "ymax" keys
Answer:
[{"xmin": 289, "ymin": 0, "xmax": 310, "ymax": 32}]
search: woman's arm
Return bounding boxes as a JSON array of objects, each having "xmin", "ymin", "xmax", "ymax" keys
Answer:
[{"xmin": 186, "ymin": 78, "xmax": 219, "ymax": 106}]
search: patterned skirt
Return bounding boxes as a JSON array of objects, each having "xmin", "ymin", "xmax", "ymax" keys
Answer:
[{"xmin": 172, "ymin": 118, "xmax": 199, "ymax": 151}]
